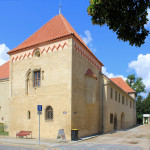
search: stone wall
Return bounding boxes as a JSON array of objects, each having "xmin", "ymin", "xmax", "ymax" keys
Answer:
[
  {"xmin": 0, "ymin": 79, "xmax": 9, "ymax": 131},
  {"xmin": 101, "ymin": 75, "xmax": 136, "ymax": 133},
  {"xmin": 9, "ymin": 38, "xmax": 72, "ymax": 139},
  {"xmin": 71, "ymin": 38, "xmax": 103, "ymax": 138}
]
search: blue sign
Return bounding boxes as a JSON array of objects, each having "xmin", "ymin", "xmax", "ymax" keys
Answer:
[{"xmin": 37, "ymin": 105, "xmax": 42, "ymax": 112}]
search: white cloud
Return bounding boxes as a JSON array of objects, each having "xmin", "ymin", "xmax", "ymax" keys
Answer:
[
  {"xmin": 0, "ymin": 44, "xmax": 9, "ymax": 66},
  {"xmin": 81, "ymin": 30, "xmax": 96, "ymax": 53},
  {"xmin": 129, "ymin": 54, "xmax": 150, "ymax": 93},
  {"xmin": 102, "ymin": 67, "xmax": 126, "ymax": 81},
  {"xmin": 81, "ymin": 30, "xmax": 92, "ymax": 45},
  {"xmin": 90, "ymin": 48, "xmax": 96, "ymax": 53},
  {"xmin": 145, "ymin": 9, "xmax": 150, "ymax": 27}
]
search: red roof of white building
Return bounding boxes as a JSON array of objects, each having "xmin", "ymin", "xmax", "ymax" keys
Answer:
[
  {"xmin": 0, "ymin": 61, "xmax": 9, "ymax": 80},
  {"xmin": 110, "ymin": 77, "xmax": 135, "ymax": 93}
]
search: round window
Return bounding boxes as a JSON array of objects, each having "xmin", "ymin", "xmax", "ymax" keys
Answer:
[{"xmin": 34, "ymin": 50, "xmax": 40, "ymax": 57}]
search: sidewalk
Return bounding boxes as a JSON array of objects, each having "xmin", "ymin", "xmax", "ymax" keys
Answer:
[{"xmin": 0, "ymin": 136, "xmax": 73, "ymax": 149}]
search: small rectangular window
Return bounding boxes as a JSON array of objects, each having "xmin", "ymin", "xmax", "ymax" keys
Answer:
[
  {"xmin": 110, "ymin": 88, "xmax": 113, "ymax": 99},
  {"xmin": 130, "ymin": 101, "xmax": 132, "ymax": 108},
  {"xmin": 115, "ymin": 91, "xmax": 117, "ymax": 101},
  {"xmin": 34, "ymin": 71, "xmax": 41, "ymax": 87},
  {"xmin": 110, "ymin": 114, "xmax": 113, "ymax": 124},
  {"xmin": 126, "ymin": 99, "xmax": 128, "ymax": 106},
  {"xmin": 122, "ymin": 96, "xmax": 124, "ymax": 105}
]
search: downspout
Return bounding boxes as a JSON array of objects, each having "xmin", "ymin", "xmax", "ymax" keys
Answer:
[
  {"xmin": 102, "ymin": 78, "xmax": 109, "ymax": 133},
  {"xmin": 11, "ymin": 58, "xmax": 12, "ymax": 97}
]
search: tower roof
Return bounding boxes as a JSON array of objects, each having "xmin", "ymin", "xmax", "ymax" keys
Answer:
[
  {"xmin": 8, "ymin": 14, "xmax": 103, "ymax": 66},
  {"xmin": 8, "ymin": 14, "xmax": 78, "ymax": 54},
  {"xmin": 110, "ymin": 77, "xmax": 135, "ymax": 93}
]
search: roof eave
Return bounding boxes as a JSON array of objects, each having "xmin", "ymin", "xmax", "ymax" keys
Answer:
[
  {"xmin": 7, "ymin": 33, "xmax": 104, "ymax": 68},
  {"xmin": 0, "ymin": 78, "xmax": 9, "ymax": 81},
  {"xmin": 7, "ymin": 34, "xmax": 74, "ymax": 55},
  {"xmin": 72, "ymin": 34, "xmax": 104, "ymax": 67},
  {"xmin": 109, "ymin": 80, "xmax": 135, "ymax": 101},
  {"xmin": 101, "ymin": 73, "xmax": 135, "ymax": 101}
]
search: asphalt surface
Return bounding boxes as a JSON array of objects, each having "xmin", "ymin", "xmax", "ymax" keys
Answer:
[
  {"xmin": 0, "ymin": 125, "xmax": 150, "ymax": 150},
  {"xmin": 51, "ymin": 143, "xmax": 143, "ymax": 150},
  {"xmin": 0, "ymin": 143, "xmax": 144, "ymax": 150},
  {"xmin": 0, "ymin": 144, "xmax": 39, "ymax": 150}
]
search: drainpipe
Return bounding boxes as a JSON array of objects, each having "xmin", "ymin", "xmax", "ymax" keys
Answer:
[
  {"xmin": 102, "ymin": 79, "xmax": 110, "ymax": 133},
  {"xmin": 11, "ymin": 58, "xmax": 12, "ymax": 97}
]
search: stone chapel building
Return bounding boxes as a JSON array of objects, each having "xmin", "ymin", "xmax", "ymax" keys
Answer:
[{"xmin": 0, "ymin": 14, "xmax": 136, "ymax": 139}]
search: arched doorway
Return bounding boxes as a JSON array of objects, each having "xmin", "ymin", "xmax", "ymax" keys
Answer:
[
  {"xmin": 114, "ymin": 113, "xmax": 117, "ymax": 130},
  {"xmin": 121, "ymin": 112, "xmax": 125, "ymax": 129}
]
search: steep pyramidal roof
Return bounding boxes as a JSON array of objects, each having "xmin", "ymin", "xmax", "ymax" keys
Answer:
[
  {"xmin": 8, "ymin": 14, "xmax": 78, "ymax": 53},
  {"xmin": 110, "ymin": 77, "xmax": 135, "ymax": 93},
  {"xmin": 0, "ymin": 61, "xmax": 9, "ymax": 80},
  {"xmin": 8, "ymin": 14, "xmax": 96, "ymax": 58}
]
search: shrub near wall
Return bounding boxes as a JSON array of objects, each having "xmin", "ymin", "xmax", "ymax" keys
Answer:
[{"xmin": 0, "ymin": 123, "xmax": 8, "ymax": 135}]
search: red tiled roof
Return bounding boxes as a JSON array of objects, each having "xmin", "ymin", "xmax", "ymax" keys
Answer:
[
  {"xmin": 7, "ymin": 14, "xmax": 103, "ymax": 66},
  {"xmin": 0, "ymin": 61, "xmax": 9, "ymax": 80},
  {"xmin": 110, "ymin": 77, "xmax": 135, "ymax": 93},
  {"xmin": 85, "ymin": 68, "xmax": 97, "ymax": 79}
]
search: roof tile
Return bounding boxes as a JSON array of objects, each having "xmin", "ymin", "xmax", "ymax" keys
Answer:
[
  {"xmin": 110, "ymin": 77, "xmax": 135, "ymax": 93},
  {"xmin": 0, "ymin": 61, "xmax": 9, "ymax": 80},
  {"xmin": 85, "ymin": 68, "xmax": 97, "ymax": 79},
  {"xmin": 8, "ymin": 15, "xmax": 87, "ymax": 53},
  {"xmin": 8, "ymin": 14, "xmax": 103, "ymax": 66}
]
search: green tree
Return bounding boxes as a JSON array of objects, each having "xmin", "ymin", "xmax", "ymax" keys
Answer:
[
  {"xmin": 126, "ymin": 74, "xmax": 146, "ymax": 97},
  {"xmin": 87, "ymin": 0, "xmax": 150, "ymax": 47},
  {"xmin": 136, "ymin": 95, "xmax": 144, "ymax": 123},
  {"xmin": 142, "ymin": 92, "xmax": 150, "ymax": 114},
  {"xmin": 126, "ymin": 74, "xmax": 146, "ymax": 124}
]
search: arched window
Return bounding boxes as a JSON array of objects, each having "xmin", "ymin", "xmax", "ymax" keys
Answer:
[
  {"xmin": 34, "ymin": 49, "xmax": 40, "ymax": 57},
  {"xmin": 45, "ymin": 106, "xmax": 53, "ymax": 121},
  {"xmin": 28, "ymin": 111, "xmax": 31, "ymax": 119},
  {"xmin": 26, "ymin": 69, "xmax": 31, "ymax": 95}
]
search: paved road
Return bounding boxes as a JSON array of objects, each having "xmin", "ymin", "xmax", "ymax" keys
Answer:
[
  {"xmin": 51, "ymin": 143, "xmax": 143, "ymax": 150},
  {"xmin": 0, "ymin": 144, "xmax": 39, "ymax": 150},
  {"xmin": 0, "ymin": 125, "xmax": 150, "ymax": 149},
  {"xmin": 0, "ymin": 143, "xmax": 143, "ymax": 150}
]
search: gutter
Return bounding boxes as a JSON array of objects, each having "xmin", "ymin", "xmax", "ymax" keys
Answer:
[
  {"xmin": 101, "ymin": 76, "xmax": 110, "ymax": 133},
  {"xmin": 0, "ymin": 78, "xmax": 9, "ymax": 81}
]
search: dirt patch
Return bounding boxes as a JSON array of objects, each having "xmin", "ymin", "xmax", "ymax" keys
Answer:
[
  {"xmin": 136, "ymin": 135, "xmax": 144, "ymax": 138},
  {"xmin": 128, "ymin": 141, "xmax": 138, "ymax": 144}
]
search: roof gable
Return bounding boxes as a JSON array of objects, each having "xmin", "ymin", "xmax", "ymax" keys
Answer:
[
  {"xmin": 0, "ymin": 61, "xmax": 9, "ymax": 80},
  {"xmin": 8, "ymin": 14, "xmax": 89, "ymax": 55},
  {"xmin": 110, "ymin": 77, "xmax": 135, "ymax": 93}
]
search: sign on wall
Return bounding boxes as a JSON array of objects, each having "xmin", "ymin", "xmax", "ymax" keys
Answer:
[{"xmin": 37, "ymin": 105, "xmax": 42, "ymax": 112}]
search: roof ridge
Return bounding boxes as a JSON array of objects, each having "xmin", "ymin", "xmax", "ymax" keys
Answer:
[
  {"xmin": 110, "ymin": 77, "xmax": 122, "ymax": 79},
  {"xmin": 11, "ymin": 16, "xmax": 58, "ymax": 52},
  {"xmin": 59, "ymin": 14, "xmax": 72, "ymax": 34}
]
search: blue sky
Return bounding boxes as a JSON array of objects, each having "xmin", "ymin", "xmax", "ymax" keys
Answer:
[{"xmin": 0, "ymin": 0, "xmax": 150, "ymax": 95}]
